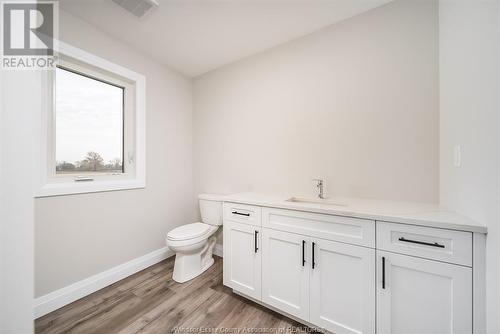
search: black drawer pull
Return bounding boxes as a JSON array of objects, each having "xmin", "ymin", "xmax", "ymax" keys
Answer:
[
  {"xmin": 302, "ymin": 240, "xmax": 306, "ymax": 266},
  {"xmin": 232, "ymin": 211, "xmax": 250, "ymax": 217},
  {"xmin": 398, "ymin": 237, "xmax": 445, "ymax": 248},
  {"xmin": 382, "ymin": 256, "xmax": 386, "ymax": 289},
  {"xmin": 254, "ymin": 230, "xmax": 259, "ymax": 253},
  {"xmin": 312, "ymin": 242, "xmax": 316, "ymax": 269}
]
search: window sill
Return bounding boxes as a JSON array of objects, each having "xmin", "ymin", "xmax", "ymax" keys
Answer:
[{"xmin": 34, "ymin": 178, "xmax": 145, "ymax": 198}]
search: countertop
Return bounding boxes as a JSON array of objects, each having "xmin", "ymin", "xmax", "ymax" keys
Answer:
[{"xmin": 219, "ymin": 192, "xmax": 487, "ymax": 234}]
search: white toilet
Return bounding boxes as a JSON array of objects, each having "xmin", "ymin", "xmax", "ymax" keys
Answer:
[{"xmin": 166, "ymin": 194, "xmax": 223, "ymax": 283}]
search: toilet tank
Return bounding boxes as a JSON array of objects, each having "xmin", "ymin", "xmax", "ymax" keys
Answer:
[{"xmin": 198, "ymin": 194, "xmax": 224, "ymax": 226}]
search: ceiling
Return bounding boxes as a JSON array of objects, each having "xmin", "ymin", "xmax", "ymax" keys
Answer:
[{"xmin": 60, "ymin": 0, "xmax": 393, "ymax": 77}]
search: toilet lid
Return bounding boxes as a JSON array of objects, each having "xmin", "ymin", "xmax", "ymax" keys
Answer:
[{"xmin": 167, "ymin": 222, "xmax": 210, "ymax": 241}]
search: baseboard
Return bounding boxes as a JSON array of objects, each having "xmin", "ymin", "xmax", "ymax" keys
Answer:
[
  {"xmin": 34, "ymin": 246, "xmax": 174, "ymax": 319},
  {"xmin": 214, "ymin": 243, "xmax": 223, "ymax": 257}
]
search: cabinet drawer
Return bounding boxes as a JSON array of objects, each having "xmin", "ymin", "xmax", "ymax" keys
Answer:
[
  {"xmin": 262, "ymin": 208, "xmax": 375, "ymax": 248},
  {"xmin": 223, "ymin": 202, "xmax": 262, "ymax": 226},
  {"xmin": 376, "ymin": 222, "xmax": 472, "ymax": 266}
]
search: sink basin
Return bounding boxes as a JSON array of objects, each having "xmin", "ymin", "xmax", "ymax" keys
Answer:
[{"xmin": 286, "ymin": 197, "xmax": 348, "ymax": 207}]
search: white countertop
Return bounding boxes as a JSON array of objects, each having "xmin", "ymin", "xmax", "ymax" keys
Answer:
[{"xmin": 220, "ymin": 192, "xmax": 487, "ymax": 233}]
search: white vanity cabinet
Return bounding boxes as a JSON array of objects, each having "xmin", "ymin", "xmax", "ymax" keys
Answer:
[
  {"xmin": 223, "ymin": 220, "xmax": 262, "ymax": 300},
  {"xmin": 260, "ymin": 228, "xmax": 376, "ymax": 333},
  {"xmin": 261, "ymin": 229, "xmax": 310, "ymax": 321},
  {"xmin": 376, "ymin": 251, "xmax": 472, "ymax": 334},
  {"xmin": 310, "ymin": 238, "xmax": 375, "ymax": 334},
  {"xmin": 224, "ymin": 203, "xmax": 377, "ymax": 333},
  {"xmin": 376, "ymin": 222, "xmax": 473, "ymax": 334},
  {"xmin": 261, "ymin": 206, "xmax": 376, "ymax": 333},
  {"xmin": 222, "ymin": 201, "xmax": 485, "ymax": 334}
]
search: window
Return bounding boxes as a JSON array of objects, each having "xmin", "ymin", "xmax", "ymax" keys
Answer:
[
  {"xmin": 55, "ymin": 66, "xmax": 124, "ymax": 175},
  {"xmin": 36, "ymin": 42, "xmax": 145, "ymax": 197}
]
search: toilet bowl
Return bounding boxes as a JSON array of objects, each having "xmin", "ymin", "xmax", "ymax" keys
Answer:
[
  {"xmin": 166, "ymin": 194, "xmax": 224, "ymax": 283},
  {"xmin": 167, "ymin": 223, "xmax": 218, "ymax": 282}
]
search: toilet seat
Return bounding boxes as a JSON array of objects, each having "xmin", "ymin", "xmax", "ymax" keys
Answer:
[{"xmin": 167, "ymin": 222, "xmax": 210, "ymax": 241}]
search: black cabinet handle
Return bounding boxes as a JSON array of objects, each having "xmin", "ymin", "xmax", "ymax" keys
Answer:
[
  {"xmin": 398, "ymin": 237, "xmax": 445, "ymax": 248},
  {"xmin": 382, "ymin": 256, "xmax": 386, "ymax": 289},
  {"xmin": 232, "ymin": 211, "xmax": 250, "ymax": 217},
  {"xmin": 302, "ymin": 240, "xmax": 306, "ymax": 266},
  {"xmin": 312, "ymin": 242, "xmax": 316, "ymax": 269},
  {"xmin": 254, "ymin": 230, "xmax": 259, "ymax": 253}
]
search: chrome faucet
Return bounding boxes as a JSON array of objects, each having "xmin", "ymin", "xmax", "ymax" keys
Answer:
[{"xmin": 313, "ymin": 179, "xmax": 325, "ymax": 199}]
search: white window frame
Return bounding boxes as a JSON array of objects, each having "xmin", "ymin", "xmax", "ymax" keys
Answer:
[{"xmin": 35, "ymin": 41, "xmax": 146, "ymax": 197}]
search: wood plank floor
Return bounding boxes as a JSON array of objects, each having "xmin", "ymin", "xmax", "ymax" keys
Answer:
[{"xmin": 35, "ymin": 256, "xmax": 315, "ymax": 334}]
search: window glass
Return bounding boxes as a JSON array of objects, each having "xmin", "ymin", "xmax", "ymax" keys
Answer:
[{"xmin": 55, "ymin": 66, "xmax": 124, "ymax": 174}]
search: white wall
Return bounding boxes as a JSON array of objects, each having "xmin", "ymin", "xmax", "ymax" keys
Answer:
[
  {"xmin": 34, "ymin": 10, "xmax": 196, "ymax": 297},
  {"xmin": 439, "ymin": 0, "xmax": 500, "ymax": 332},
  {"xmin": 193, "ymin": 0, "xmax": 439, "ymax": 204},
  {"xmin": 0, "ymin": 71, "xmax": 38, "ymax": 333}
]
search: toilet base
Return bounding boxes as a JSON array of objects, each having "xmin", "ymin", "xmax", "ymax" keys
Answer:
[{"xmin": 171, "ymin": 235, "xmax": 216, "ymax": 283}]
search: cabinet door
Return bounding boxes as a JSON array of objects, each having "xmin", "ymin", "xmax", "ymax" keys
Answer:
[
  {"xmin": 262, "ymin": 229, "xmax": 310, "ymax": 321},
  {"xmin": 310, "ymin": 239, "xmax": 375, "ymax": 334},
  {"xmin": 223, "ymin": 221, "xmax": 261, "ymax": 300},
  {"xmin": 377, "ymin": 251, "xmax": 472, "ymax": 334}
]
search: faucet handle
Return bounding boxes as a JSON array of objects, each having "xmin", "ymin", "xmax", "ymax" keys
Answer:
[{"xmin": 312, "ymin": 179, "xmax": 325, "ymax": 199}]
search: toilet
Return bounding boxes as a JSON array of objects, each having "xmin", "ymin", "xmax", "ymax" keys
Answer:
[{"xmin": 166, "ymin": 194, "xmax": 223, "ymax": 283}]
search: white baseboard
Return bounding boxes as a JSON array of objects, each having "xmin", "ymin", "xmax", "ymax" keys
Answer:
[
  {"xmin": 34, "ymin": 246, "xmax": 174, "ymax": 319},
  {"xmin": 214, "ymin": 243, "xmax": 223, "ymax": 257}
]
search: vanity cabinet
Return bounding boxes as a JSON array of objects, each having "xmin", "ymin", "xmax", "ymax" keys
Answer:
[
  {"xmin": 261, "ymin": 229, "xmax": 310, "ymax": 321},
  {"xmin": 376, "ymin": 221, "xmax": 473, "ymax": 334},
  {"xmin": 224, "ymin": 203, "xmax": 376, "ymax": 333},
  {"xmin": 222, "ymin": 201, "xmax": 484, "ymax": 334},
  {"xmin": 310, "ymin": 238, "xmax": 375, "ymax": 334},
  {"xmin": 377, "ymin": 251, "xmax": 472, "ymax": 334},
  {"xmin": 260, "ymin": 228, "xmax": 376, "ymax": 333},
  {"xmin": 223, "ymin": 220, "xmax": 261, "ymax": 300}
]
